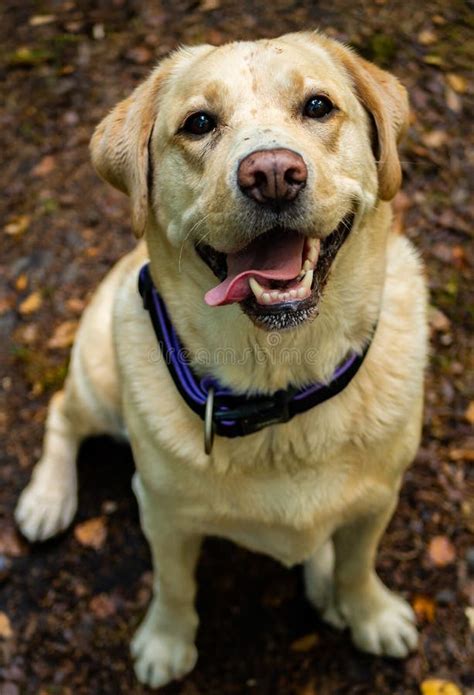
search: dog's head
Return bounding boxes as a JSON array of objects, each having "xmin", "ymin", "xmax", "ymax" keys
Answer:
[{"xmin": 91, "ymin": 32, "xmax": 408, "ymax": 331}]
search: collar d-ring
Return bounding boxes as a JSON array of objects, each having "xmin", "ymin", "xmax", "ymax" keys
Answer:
[{"xmin": 204, "ymin": 386, "xmax": 215, "ymax": 455}]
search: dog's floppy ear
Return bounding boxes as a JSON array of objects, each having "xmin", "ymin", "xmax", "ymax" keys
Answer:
[
  {"xmin": 90, "ymin": 66, "xmax": 166, "ymax": 238},
  {"xmin": 331, "ymin": 44, "xmax": 409, "ymax": 201}
]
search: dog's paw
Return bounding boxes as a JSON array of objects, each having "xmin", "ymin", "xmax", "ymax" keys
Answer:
[
  {"xmin": 131, "ymin": 623, "xmax": 197, "ymax": 689},
  {"xmin": 15, "ymin": 475, "xmax": 77, "ymax": 542},
  {"xmin": 338, "ymin": 579, "xmax": 418, "ymax": 658}
]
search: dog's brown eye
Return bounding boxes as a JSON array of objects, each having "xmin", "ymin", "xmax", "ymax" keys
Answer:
[
  {"xmin": 304, "ymin": 95, "xmax": 334, "ymax": 119},
  {"xmin": 182, "ymin": 112, "xmax": 217, "ymax": 136}
]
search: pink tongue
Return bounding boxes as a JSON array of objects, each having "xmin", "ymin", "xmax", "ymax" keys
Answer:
[{"xmin": 205, "ymin": 232, "xmax": 305, "ymax": 306}]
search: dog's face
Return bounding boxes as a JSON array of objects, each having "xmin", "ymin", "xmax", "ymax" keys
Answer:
[{"xmin": 91, "ymin": 32, "xmax": 408, "ymax": 331}]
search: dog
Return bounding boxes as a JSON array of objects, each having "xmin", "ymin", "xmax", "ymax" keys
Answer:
[{"xmin": 15, "ymin": 31, "xmax": 428, "ymax": 688}]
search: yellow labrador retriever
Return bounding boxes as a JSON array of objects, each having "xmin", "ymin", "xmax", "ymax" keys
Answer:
[{"xmin": 15, "ymin": 31, "xmax": 427, "ymax": 688}]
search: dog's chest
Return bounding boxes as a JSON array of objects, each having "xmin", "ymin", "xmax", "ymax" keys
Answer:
[{"xmin": 161, "ymin": 461, "xmax": 356, "ymax": 566}]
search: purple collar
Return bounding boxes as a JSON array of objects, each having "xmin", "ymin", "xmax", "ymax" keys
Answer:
[{"xmin": 138, "ymin": 263, "xmax": 373, "ymax": 454}]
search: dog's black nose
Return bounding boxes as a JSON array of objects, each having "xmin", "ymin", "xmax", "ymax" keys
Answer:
[{"xmin": 238, "ymin": 148, "xmax": 307, "ymax": 204}]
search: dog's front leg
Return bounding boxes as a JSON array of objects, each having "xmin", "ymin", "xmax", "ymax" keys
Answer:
[
  {"xmin": 326, "ymin": 500, "xmax": 418, "ymax": 658},
  {"xmin": 131, "ymin": 473, "xmax": 202, "ymax": 689}
]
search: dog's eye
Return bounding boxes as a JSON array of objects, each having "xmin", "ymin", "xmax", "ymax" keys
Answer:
[
  {"xmin": 303, "ymin": 95, "xmax": 334, "ymax": 119},
  {"xmin": 182, "ymin": 111, "xmax": 217, "ymax": 136}
]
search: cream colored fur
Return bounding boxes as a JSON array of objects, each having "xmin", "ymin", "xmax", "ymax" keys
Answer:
[{"xmin": 16, "ymin": 32, "xmax": 427, "ymax": 689}]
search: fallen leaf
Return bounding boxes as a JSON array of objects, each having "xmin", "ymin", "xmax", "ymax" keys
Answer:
[
  {"xmin": 446, "ymin": 73, "xmax": 467, "ymax": 94},
  {"xmin": 4, "ymin": 214, "xmax": 31, "ymax": 237},
  {"xmin": 445, "ymin": 87, "xmax": 462, "ymax": 113},
  {"xmin": 412, "ymin": 595, "xmax": 436, "ymax": 623},
  {"xmin": 47, "ymin": 320, "xmax": 78, "ymax": 349},
  {"xmin": 417, "ymin": 29, "xmax": 437, "ymax": 45},
  {"xmin": 66, "ymin": 297, "xmax": 86, "ymax": 313},
  {"xmin": 290, "ymin": 633, "xmax": 319, "ymax": 652},
  {"xmin": 0, "ymin": 613, "xmax": 13, "ymax": 639},
  {"xmin": 16, "ymin": 323, "xmax": 39, "ymax": 345},
  {"xmin": 0, "ymin": 525, "xmax": 28, "ymax": 557},
  {"xmin": 421, "ymin": 130, "xmax": 448, "ymax": 148},
  {"xmin": 74, "ymin": 517, "xmax": 107, "ymax": 550},
  {"xmin": 18, "ymin": 291, "xmax": 42, "ymax": 315},
  {"xmin": 29, "ymin": 14, "xmax": 56, "ymax": 26},
  {"xmin": 428, "ymin": 307, "xmax": 451, "ymax": 333},
  {"xmin": 449, "ymin": 448, "xmax": 474, "ymax": 462},
  {"xmin": 465, "ymin": 402, "xmax": 474, "ymax": 426},
  {"xmin": 15, "ymin": 274, "xmax": 28, "ymax": 292},
  {"xmin": 423, "ymin": 54, "xmax": 443, "ymax": 66},
  {"xmin": 420, "ymin": 679, "xmax": 463, "ymax": 695},
  {"xmin": 32, "ymin": 155, "xmax": 56, "ymax": 177},
  {"xmin": 428, "ymin": 536, "xmax": 456, "ymax": 566}
]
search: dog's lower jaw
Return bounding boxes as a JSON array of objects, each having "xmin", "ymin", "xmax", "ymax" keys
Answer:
[{"xmin": 241, "ymin": 295, "xmax": 320, "ymax": 331}]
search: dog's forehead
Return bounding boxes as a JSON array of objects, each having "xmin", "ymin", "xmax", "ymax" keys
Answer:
[{"xmin": 172, "ymin": 37, "xmax": 346, "ymax": 104}]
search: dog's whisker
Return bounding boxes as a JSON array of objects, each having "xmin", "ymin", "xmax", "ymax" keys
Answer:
[{"xmin": 178, "ymin": 213, "xmax": 214, "ymax": 272}]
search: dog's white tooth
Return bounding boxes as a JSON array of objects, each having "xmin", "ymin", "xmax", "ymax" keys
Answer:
[
  {"xmin": 297, "ymin": 287, "xmax": 307, "ymax": 298},
  {"xmin": 303, "ymin": 260, "xmax": 312, "ymax": 272},
  {"xmin": 248, "ymin": 276, "xmax": 264, "ymax": 299},
  {"xmin": 289, "ymin": 289, "xmax": 297, "ymax": 298},
  {"xmin": 262, "ymin": 292, "xmax": 272, "ymax": 304},
  {"xmin": 270, "ymin": 291, "xmax": 279, "ymax": 300},
  {"xmin": 283, "ymin": 292, "xmax": 290, "ymax": 301},
  {"xmin": 301, "ymin": 269, "xmax": 314, "ymax": 289},
  {"xmin": 307, "ymin": 238, "xmax": 321, "ymax": 263}
]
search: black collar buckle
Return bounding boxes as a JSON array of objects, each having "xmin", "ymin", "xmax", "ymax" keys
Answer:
[{"xmin": 213, "ymin": 388, "xmax": 294, "ymax": 439}]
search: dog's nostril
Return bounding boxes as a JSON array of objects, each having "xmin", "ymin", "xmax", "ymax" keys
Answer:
[
  {"xmin": 285, "ymin": 167, "xmax": 306, "ymax": 186},
  {"xmin": 254, "ymin": 170, "xmax": 267, "ymax": 187}
]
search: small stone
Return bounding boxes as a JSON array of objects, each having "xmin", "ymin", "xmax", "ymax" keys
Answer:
[{"xmin": 435, "ymin": 589, "xmax": 455, "ymax": 605}]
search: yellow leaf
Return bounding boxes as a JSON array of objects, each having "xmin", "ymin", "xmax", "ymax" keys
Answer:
[
  {"xmin": 420, "ymin": 678, "xmax": 463, "ymax": 695},
  {"xmin": 0, "ymin": 612, "xmax": 13, "ymax": 639},
  {"xmin": 446, "ymin": 73, "xmax": 467, "ymax": 94},
  {"xmin": 47, "ymin": 320, "xmax": 78, "ymax": 349},
  {"xmin": 418, "ymin": 29, "xmax": 437, "ymax": 45},
  {"xmin": 465, "ymin": 401, "xmax": 474, "ymax": 425},
  {"xmin": 29, "ymin": 14, "xmax": 56, "ymax": 26},
  {"xmin": 412, "ymin": 595, "xmax": 436, "ymax": 623},
  {"xmin": 15, "ymin": 273, "xmax": 28, "ymax": 292},
  {"xmin": 421, "ymin": 130, "xmax": 448, "ymax": 148},
  {"xmin": 74, "ymin": 517, "xmax": 107, "ymax": 550},
  {"xmin": 19, "ymin": 291, "xmax": 42, "ymax": 315},
  {"xmin": 4, "ymin": 214, "xmax": 31, "ymax": 236}
]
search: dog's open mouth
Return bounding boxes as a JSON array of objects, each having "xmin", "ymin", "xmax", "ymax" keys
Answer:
[{"xmin": 196, "ymin": 213, "xmax": 355, "ymax": 331}]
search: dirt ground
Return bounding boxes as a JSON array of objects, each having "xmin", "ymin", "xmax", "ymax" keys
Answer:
[{"xmin": 0, "ymin": 1, "xmax": 473, "ymax": 694}]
